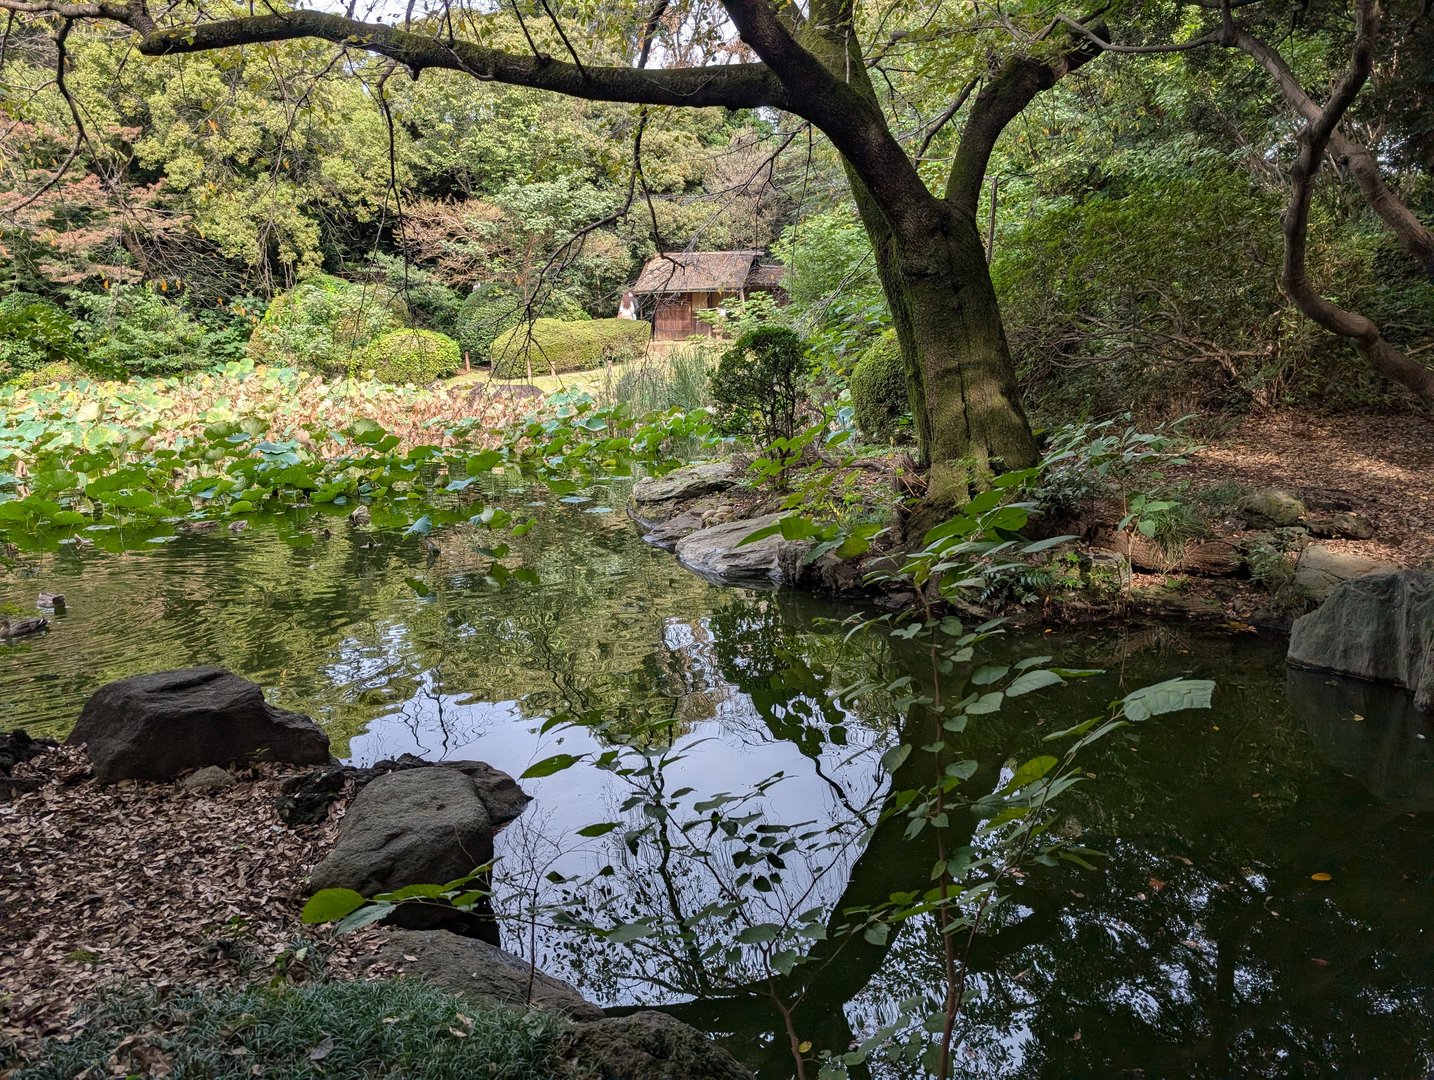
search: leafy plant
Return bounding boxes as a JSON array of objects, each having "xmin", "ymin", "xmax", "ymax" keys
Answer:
[
  {"xmin": 710, "ymin": 326, "xmax": 811, "ymax": 486},
  {"xmin": 490, "ymin": 318, "xmax": 650, "ymax": 379},
  {"xmin": 358, "ymin": 328, "xmax": 462, "ymax": 384}
]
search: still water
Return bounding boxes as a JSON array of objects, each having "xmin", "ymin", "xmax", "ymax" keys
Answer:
[{"xmin": 2, "ymin": 487, "xmax": 1431, "ymax": 1078}]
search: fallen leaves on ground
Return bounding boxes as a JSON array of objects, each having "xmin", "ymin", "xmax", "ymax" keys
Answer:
[{"xmin": 0, "ymin": 747, "xmax": 381, "ymax": 1060}]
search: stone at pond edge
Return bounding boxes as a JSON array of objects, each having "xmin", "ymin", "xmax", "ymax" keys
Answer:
[
  {"xmin": 1288, "ymin": 569, "xmax": 1433, "ymax": 712},
  {"xmin": 363, "ymin": 929, "xmax": 602, "ymax": 1020},
  {"xmin": 1292, "ymin": 544, "xmax": 1398, "ymax": 602},
  {"xmin": 1305, "ymin": 510, "xmax": 1376, "ymax": 541},
  {"xmin": 178, "ymin": 765, "xmax": 237, "ymax": 794},
  {"xmin": 275, "ymin": 754, "xmax": 531, "ymax": 828},
  {"xmin": 674, "ymin": 513, "xmax": 811, "ymax": 588},
  {"xmin": 560, "ymin": 1011, "xmax": 754, "ymax": 1080},
  {"xmin": 631, "ymin": 462, "xmax": 738, "ymax": 505},
  {"xmin": 307, "ymin": 767, "xmax": 498, "ymax": 938},
  {"xmin": 67, "ymin": 667, "xmax": 330, "ymax": 784}
]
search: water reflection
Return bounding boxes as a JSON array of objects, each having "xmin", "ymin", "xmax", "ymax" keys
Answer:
[{"xmin": 3, "ymin": 501, "xmax": 1433, "ymax": 1078}]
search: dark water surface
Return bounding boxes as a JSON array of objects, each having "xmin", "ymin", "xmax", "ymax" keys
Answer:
[{"xmin": 3, "ymin": 492, "xmax": 1432, "ymax": 1078}]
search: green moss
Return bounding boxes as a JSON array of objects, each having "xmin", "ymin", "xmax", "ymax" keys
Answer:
[
  {"xmin": 849, "ymin": 330, "xmax": 910, "ymax": 443},
  {"xmin": 247, "ymin": 274, "xmax": 407, "ymax": 376},
  {"xmin": 358, "ymin": 328, "xmax": 462, "ymax": 384},
  {"xmin": 7, "ymin": 980, "xmax": 572, "ymax": 1080},
  {"xmin": 490, "ymin": 318, "xmax": 649, "ymax": 378}
]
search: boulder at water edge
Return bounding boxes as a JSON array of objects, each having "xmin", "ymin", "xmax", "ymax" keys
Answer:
[
  {"xmin": 1288, "ymin": 569, "xmax": 1433, "ymax": 711},
  {"xmin": 560, "ymin": 1011, "xmax": 755, "ymax": 1080},
  {"xmin": 364, "ymin": 929, "xmax": 602, "ymax": 1020},
  {"xmin": 674, "ymin": 513, "xmax": 810, "ymax": 588},
  {"xmin": 67, "ymin": 667, "xmax": 330, "ymax": 783},
  {"xmin": 308, "ymin": 767, "xmax": 501, "ymax": 936},
  {"xmin": 631, "ymin": 462, "xmax": 739, "ymax": 506}
]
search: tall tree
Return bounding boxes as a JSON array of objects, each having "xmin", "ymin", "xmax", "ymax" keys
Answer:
[{"xmin": 0, "ymin": 0, "xmax": 1110, "ymax": 503}]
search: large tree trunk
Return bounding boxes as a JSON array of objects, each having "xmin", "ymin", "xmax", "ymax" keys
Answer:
[{"xmin": 884, "ymin": 205, "xmax": 1038, "ymax": 503}]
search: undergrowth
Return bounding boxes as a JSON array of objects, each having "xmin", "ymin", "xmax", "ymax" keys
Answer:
[{"xmin": 7, "ymin": 979, "xmax": 574, "ymax": 1080}]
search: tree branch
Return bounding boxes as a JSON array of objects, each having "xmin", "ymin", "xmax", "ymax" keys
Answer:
[
  {"xmin": 3, "ymin": 4, "xmax": 793, "ymax": 110},
  {"xmin": 945, "ymin": 26, "xmax": 1106, "ymax": 216},
  {"xmin": 1281, "ymin": 0, "xmax": 1434, "ymax": 403}
]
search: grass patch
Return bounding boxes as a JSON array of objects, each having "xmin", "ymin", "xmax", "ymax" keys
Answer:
[{"xmin": 8, "ymin": 979, "xmax": 575, "ymax": 1080}]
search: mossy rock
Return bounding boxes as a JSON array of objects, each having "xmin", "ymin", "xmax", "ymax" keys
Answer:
[
  {"xmin": 357, "ymin": 329, "xmax": 461, "ymax": 384},
  {"xmin": 247, "ymin": 274, "xmax": 407, "ymax": 376},
  {"xmin": 849, "ymin": 330, "xmax": 910, "ymax": 443},
  {"xmin": 490, "ymin": 318, "xmax": 650, "ymax": 378}
]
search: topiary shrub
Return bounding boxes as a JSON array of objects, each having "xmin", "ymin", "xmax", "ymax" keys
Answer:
[
  {"xmin": 247, "ymin": 274, "xmax": 407, "ymax": 376},
  {"xmin": 849, "ymin": 330, "xmax": 911, "ymax": 443},
  {"xmin": 356, "ymin": 328, "xmax": 461, "ymax": 384},
  {"xmin": 709, "ymin": 325, "xmax": 810, "ymax": 449},
  {"xmin": 490, "ymin": 318, "xmax": 650, "ymax": 378},
  {"xmin": 456, "ymin": 287, "xmax": 592, "ymax": 365}
]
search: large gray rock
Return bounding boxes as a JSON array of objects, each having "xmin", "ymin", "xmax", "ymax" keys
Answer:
[
  {"xmin": 309, "ymin": 767, "xmax": 498, "ymax": 936},
  {"xmin": 366, "ymin": 929, "xmax": 601, "ymax": 1020},
  {"xmin": 561, "ymin": 1011, "xmax": 754, "ymax": 1080},
  {"xmin": 1288, "ymin": 569, "xmax": 1433, "ymax": 712},
  {"xmin": 310, "ymin": 767, "xmax": 493, "ymax": 895},
  {"xmin": 631, "ymin": 462, "xmax": 738, "ymax": 506},
  {"xmin": 68, "ymin": 667, "xmax": 329, "ymax": 784},
  {"xmin": 1293, "ymin": 544, "xmax": 1398, "ymax": 602},
  {"xmin": 674, "ymin": 513, "xmax": 811, "ymax": 588}
]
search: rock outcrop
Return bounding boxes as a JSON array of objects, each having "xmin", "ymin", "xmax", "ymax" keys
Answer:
[
  {"xmin": 1288, "ymin": 569, "xmax": 1433, "ymax": 711},
  {"xmin": 67, "ymin": 667, "xmax": 330, "ymax": 784},
  {"xmin": 560, "ymin": 1011, "xmax": 755, "ymax": 1080},
  {"xmin": 308, "ymin": 766, "xmax": 507, "ymax": 936},
  {"xmin": 632, "ymin": 462, "xmax": 739, "ymax": 506},
  {"xmin": 674, "ymin": 513, "xmax": 811, "ymax": 588},
  {"xmin": 365, "ymin": 929, "xmax": 602, "ymax": 1020},
  {"xmin": 1292, "ymin": 544, "xmax": 1399, "ymax": 602}
]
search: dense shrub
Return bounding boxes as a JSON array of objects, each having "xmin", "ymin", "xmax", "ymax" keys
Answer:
[
  {"xmin": 357, "ymin": 328, "xmax": 462, "ymax": 384},
  {"xmin": 456, "ymin": 286, "xmax": 590, "ymax": 365},
  {"xmin": 710, "ymin": 325, "xmax": 809, "ymax": 447},
  {"xmin": 70, "ymin": 286, "xmax": 214, "ymax": 377},
  {"xmin": 994, "ymin": 171, "xmax": 1434, "ymax": 419},
  {"xmin": 0, "ymin": 293, "xmax": 77, "ymax": 382},
  {"xmin": 848, "ymin": 330, "xmax": 910, "ymax": 443},
  {"xmin": 247, "ymin": 274, "xmax": 407, "ymax": 376},
  {"xmin": 490, "ymin": 317, "xmax": 649, "ymax": 378},
  {"xmin": 9, "ymin": 979, "xmax": 568, "ymax": 1080}
]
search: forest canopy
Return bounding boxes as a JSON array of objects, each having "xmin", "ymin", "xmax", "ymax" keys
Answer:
[{"xmin": 0, "ymin": 0, "xmax": 1429, "ymax": 475}]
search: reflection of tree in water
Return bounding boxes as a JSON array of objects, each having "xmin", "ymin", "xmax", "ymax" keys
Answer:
[{"xmin": 533, "ymin": 620, "xmax": 1434, "ymax": 1079}]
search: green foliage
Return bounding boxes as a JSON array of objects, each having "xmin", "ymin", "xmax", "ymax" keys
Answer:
[
  {"xmin": 68, "ymin": 286, "xmax": 219, "ymax": 377},
  {"xmin": 456, "ymin": 286, "xmax": 590, "ymax": 365},
  {"xmin": 709, "ymin": 326, "xmax": 810, "ymax": 451},
  {"xmin": 0, "ymin": 294, "xmax": 78, "ymax": 381},
  {"xmin": 358, "ymin": 329, "xmax": 461, "ymax": 384},
  {"xmin": 848, "ymin": 330, "xmax": 910, "ymax": 444},
  {"xmin": 609, "ymin": 345, "xmax": 715, "ymax": 413},
  {"xmin": 247, "ymin": 275, "xmax": 407, "ymax": 376},
  {"xmin": 490, "ymin": 318, "xmax": 649, "ymax": 378},
  {"xmin": 9, "ymin": 980, "xmax": 569, "ymax": 1079},
  {"xmin": 772, "ymin": 208, "xmax": 887, "ymax": 368},
  {"xmin": 995, "ymin": 169, "xmax": 1434, "ymax": 419}
]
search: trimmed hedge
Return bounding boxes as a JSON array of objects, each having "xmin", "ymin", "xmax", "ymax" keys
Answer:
[
  {"xmin": 490, "ymin": 318, "xmax": 650, "ymax": 378},
  {"xmin": 247, "ymin": 274, "xmax": 407, "ymax": 376},
  {"xmin": 357, "ymin": 328, "xmax": 461, "ymax": 384},
  {"xmin": 849, "ymin": 330, "xmax": 910, "ymax": 443},
  {"xmin": 456, "ymin": 287, "xmax": 591, "ymax": 364}
]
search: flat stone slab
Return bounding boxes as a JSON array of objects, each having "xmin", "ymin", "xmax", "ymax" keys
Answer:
[
  {"xmin": 1293, "ymin": 544, "xmax": 1398, "ymax": 602},
  {"xmin": 674, "ymin": 513, "xmax": 811, "ymax": 588},
  {"xmin": 631, "ymin": 462, "xmax": 738, "ymax": 505},
  {"xmin": 367, "ymin": 929, "xmax": 602, "ymax": 1020}
]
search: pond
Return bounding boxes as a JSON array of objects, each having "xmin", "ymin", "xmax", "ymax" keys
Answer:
[{"xmin": 3, "ymin": 487, "xmax": 1432, "ymax": 1078}]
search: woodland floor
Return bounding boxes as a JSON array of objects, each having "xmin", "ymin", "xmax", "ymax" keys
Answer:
[
  {"xmin": 0, "ymin": 748, "xmax": 384, "ymax": 1060},
  {"xmin": 1182, "ymin": 410, "xmax": 1434, "ymax": 567}
]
